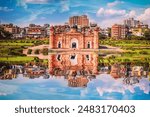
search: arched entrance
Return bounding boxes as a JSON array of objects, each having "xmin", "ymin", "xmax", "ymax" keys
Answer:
[
  {"xmin": 87, "ymin": 42, "xmax": 91, "ymax": 48},
  {"xmin": 58, "ymin": 42, "xmax": 61, "ymax": 48},
  {"xmin": 72, "ymin": 42, "xmax": 77, "ymax": 48},
  {"xmin": 71, "ymin": 38, "xmax": 78, "ymax": 49}
]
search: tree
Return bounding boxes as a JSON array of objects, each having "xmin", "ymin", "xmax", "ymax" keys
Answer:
[
  {"xmin": 0, "ymin": 27, "xmax": 12, "ymax": 39},
  {"xmin": 99, "ymin": 33, "xmax": 107, "ymax": 40},
  {"xmin": 144, "ymin": 30, "xmax": 150, "ymax": 40}
]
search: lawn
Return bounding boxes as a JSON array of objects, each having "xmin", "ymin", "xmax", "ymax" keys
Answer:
[
  {"xmin": 0, "ymin": 42, "xmax": 34, "ymax": 46},
  {"xmin": 0, "ymin": 56, "xmax": 34, "ymax": 62},
  {"xmin": 0, "ymin": 39, "xmax": 48, "ymax": 63},
  {"xmin": 99, "ymin": 39, "xmax": 150, "ymax": 64},
  {"xmin": 100, "ymin": 39, "xmax": 150, "ymax": 48}
]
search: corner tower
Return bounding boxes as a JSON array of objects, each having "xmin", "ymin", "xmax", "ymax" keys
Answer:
[{"xmin": 49, "ymin": 26, "xmax": 54, "ymax": 49}]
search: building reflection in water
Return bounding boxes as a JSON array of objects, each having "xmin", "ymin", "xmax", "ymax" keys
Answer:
[
  {"xmin": 49, "ymin": 52, "xmax": 98, "ymax": 87},
  {"xmin": 0, "ymin": 53, "xmax": 149, "ymax": 88}
]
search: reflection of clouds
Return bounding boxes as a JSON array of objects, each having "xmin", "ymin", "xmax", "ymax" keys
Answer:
[
  {"xmin": 80, "ymin": 89, "xmax": 88, "ymax": 97},
  {"xmin": 0, "ymin": 83, "xmax": 17, "ymax": 96},
  {"xmin": 87, "ymin": 74, "xmax": 150, "ymax": 97},
  {"xmin": 134, "ymin": 79, "xmax": 149, "ymax": 94},
  {"xmin": 3, "ymin": 74, "xmax": 67, "ymax": 86},
  {"xmin": 0, "ymin": 75, "xmax": 67, "ymax": 97},
  {"xmin": 0, "ymin": 74, "xmax": 149, "ymax": 99}
]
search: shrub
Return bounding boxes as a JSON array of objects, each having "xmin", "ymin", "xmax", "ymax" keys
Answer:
[
  {"xmin": 139, "ymin": 51, "xmax": 148, "ymax": 55},
  {"xmin": 42, "ymin": 48, "xmax": 48, "ymax": 55},
  {"xmin": 27, "ymin": 49, "xmax": 32, "ymax": 54},
  {"xmin": 34, "ymin": 49, "xmax": 40, "ymax": 54}
]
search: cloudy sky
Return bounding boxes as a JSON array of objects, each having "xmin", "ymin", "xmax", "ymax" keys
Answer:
[{"xmin": 0, "ymin": 0, "xmax": 150, "ymax": 28}]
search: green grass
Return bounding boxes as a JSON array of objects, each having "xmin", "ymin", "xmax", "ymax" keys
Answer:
[
  {"xmin": 0, "ymin": 42, "xmax": 34, "ymax": 46},
  {"xmin": 100, "ymin": 39, "xmax": 150, "ymax": 48},
  {"xmin": 0, "ymin": 56, "xmax": 34, "ymax": 62},
  {"xmin": 100, "ymin": 39, "xmax": 150, "ymax": 64}
]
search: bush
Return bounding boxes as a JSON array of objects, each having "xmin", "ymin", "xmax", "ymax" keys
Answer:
[
  {"xmin": 139, "ymin": 51, "xmax": 148, "ymax": 55},
  {"xmin": 42, "ymin": 48, "xmax": 48, "ymax": 55},
  {"xmin": 34, "ymin": 49, "xmax": 40, "ymax": 54},
  {"xmin": 27, "ymin": 49, "xmax": 32, "ymax": 54}
]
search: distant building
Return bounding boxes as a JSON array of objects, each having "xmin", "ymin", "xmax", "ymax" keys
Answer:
[
  {"xmin": 137, "ymin": 24, "xmax": 148, "ymax": 29},
  {"xmin": 130, "ymin": 28, "xmax": 143, "ymax": 36},
  {"xmin": 69, "ymin": 15, "xmax": 89, "ymax": 28},
  {"xmin": 2, "ymin": 23, "xmax": 20, "ymax": 34},
  {"xmin": 43, "ymin": 24, "xmax": 50, "ymax": 37},
  {"xmin": 111, "ymin": 24, "xmax": 126, "ymax": 39},
  {"xmin": 130, "ymin": 27, "xmax": 148, "ymax": 37},
  {"xmin": 124, "ymin": 18, "xmax": 148, "ymax": 29},
  {"xmin": 27, "ymin": 24, "xmax": 46, "ymax": 38},
  {"xmin": 124, "ymin": 18, "xmax": 140, "ymax": 28},
  {"xmin": 100, "ymin": 28, "xmax": 111, "ymax": 37}
]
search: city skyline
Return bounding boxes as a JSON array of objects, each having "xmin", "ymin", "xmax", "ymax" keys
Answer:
[{"xmin": 0, "ymin": 0, "xmax": 150, "ymax": 28}]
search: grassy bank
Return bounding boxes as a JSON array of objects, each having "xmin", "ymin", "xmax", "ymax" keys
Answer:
[
  {"xmin": 100, "ymin": 39, "xmax": 150, "ymax": 64},
  {"xmin": 0, "ymin": 39, "xmax": 49, "ymax": 64}
]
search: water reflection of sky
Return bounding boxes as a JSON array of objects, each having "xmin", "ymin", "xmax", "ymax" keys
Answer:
[{"xmin": 0, "ymin": 74, "xmax": 149, "ymax": 100}]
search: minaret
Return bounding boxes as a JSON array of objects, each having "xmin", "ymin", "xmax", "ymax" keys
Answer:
[
  {"xmin": 50, "ymin": 26, "xmax": 54, "ymax": 49},
  {"xmin": 93, "ymin": 27, "xmax": 99, "ymax": 49}
]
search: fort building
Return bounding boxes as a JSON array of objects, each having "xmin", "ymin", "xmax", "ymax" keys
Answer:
[{"xmin": 49, "ymin": 25, "xmax": 99, "ymax": 50}]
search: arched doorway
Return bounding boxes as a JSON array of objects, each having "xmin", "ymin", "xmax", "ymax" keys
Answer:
[
  {"xmin": 71, "ymin": 38, "xmax": 78, "ymax": 49},
  {"xmin": 58, "ymin": 42, "xmax": 62, "ymax": 48},
  {"xmin": 87, "ymin": 42, "xmax": 91, "ymax": 48},
  {"xmin": 72, "ymin": 42, "xmax": 77, "ymax": 48}
]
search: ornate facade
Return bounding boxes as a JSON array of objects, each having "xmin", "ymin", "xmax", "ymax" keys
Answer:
[{"xmin": 49, "ymin": 26, "xmax": 99, "ymax": 50}]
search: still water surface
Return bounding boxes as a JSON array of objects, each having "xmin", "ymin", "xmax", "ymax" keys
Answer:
[{"xmin": 0, "ymin": 52, "xmax": 149, "ymax": 100}]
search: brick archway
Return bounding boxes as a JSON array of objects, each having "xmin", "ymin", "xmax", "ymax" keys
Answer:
[{"xmin": 71, "ymin": 38, "xmax": 78, "ymax": 49}]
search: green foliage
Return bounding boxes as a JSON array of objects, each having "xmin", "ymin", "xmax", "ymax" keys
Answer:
[
  {"xmin": 99, "ymin": 33, "xmax": 107, "ymax": 40},
  {"xmin": 34, "ymin": 57, "xmax": 40, "ymax": 62},
  {"xmin": 42, "ymin": 48, "xmax": 48, "ymax": 55},
  {"xmin": 27, "ymin": 49, "xmax": 32, "ymax": 54},
  {"xmin": 139, "ymin": 51, "xmax": 148, "ymax": 55},
  {"xmin": 144, "ymin": 30, "xmax": 150, "ymax": 40},
  {"xmin": 0, "ymin": 27, "xmax": 12, "ymax": 39},
  {"xmin": 34, "ymin": 49, "xmax": 40, "ymax": 54}
]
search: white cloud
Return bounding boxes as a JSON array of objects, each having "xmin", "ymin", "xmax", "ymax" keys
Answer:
[
  {"xmin": 22, "ymin": 0, "xmax": 49, "ymax": 4},
  {"xmin": 17, "ymin": 0, "xmax": 49, "ymax": 9},
  {"xmin": 97, "ymin": 7, "xmax": 126, "ymax": 17},
  {"xmin": 0, "ymin": 7, "xmax": 13, "ymax": 12},
  {"xmin": 137, "ymin": 8, "xmax": 150, "ymax": 25},
  {"xmin": 127, "ymin": 10, "xmax": 136, "ymax": 17},
  {"xmin": 99, "ymin": 17, "xmax": 124, "ymax": 28},
  {"xmin": 107, "ymin": 0, "xmax": 124, "ymax": 7},
  {"xmin": 96, "ymin": 7, "xmax": 150, "ymax": 28},
  {"xmin": 60, "ymin": 0, "xmax": 70, "ymax": 12}
]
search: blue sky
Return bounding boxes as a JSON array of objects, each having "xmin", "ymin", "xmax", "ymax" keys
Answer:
[{"xmin": 0, "ymin": 0, "xmax": 150, "ymax": 28}]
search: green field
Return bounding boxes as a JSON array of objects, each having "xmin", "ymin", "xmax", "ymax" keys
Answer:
[
  {"xmin": 0, "ymin": 39, "xmax": 49, "ymax": 64},
  {"xmin": 100, "ymin": 39, "xmax": 150, "ymax": 64},
  {"xmin": 0, "ymin": 42, "xmax": 34, "ymax": 46},
  {"xmin": 0, "ymin": 56, "xmax": 34, "ymax": 62},
  {"xmin": 100, "ymin": 39, "xmax": 150, "ymax": 47}
]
